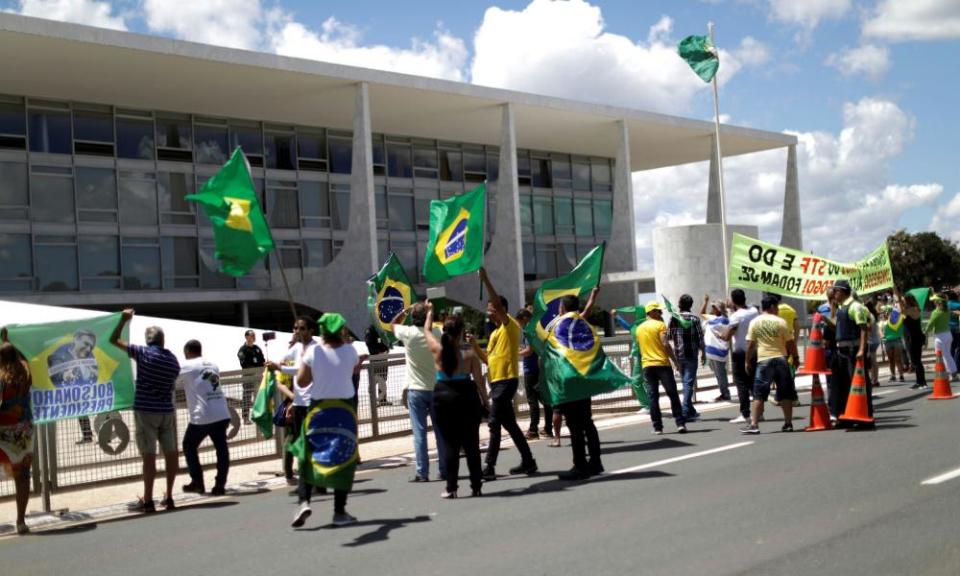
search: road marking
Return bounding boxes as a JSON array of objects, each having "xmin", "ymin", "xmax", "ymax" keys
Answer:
[
  {"xmin": 609, "ymin": 441, "xmax": 754, "ymax": 475},
  {"xmin": 921, "ymin": 466, "xmax": 960, "ymax": 486},
  {"xmin": 874, "ymin": 389, "xmax": 897, "ymax": 396}
]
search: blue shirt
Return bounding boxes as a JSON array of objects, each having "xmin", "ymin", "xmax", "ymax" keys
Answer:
[
  {"xmin": 520, "ymin": 333, "xmax": 539, "ymax": 375},
  {"xmin": 129, "ymin": 344, "xmax": 181, "ymax": 413},
  {"xmin": 949, "ymin": 301, "xmax": 960, "ymax": 331}
]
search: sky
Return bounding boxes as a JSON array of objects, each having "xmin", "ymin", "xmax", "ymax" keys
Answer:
[{"xmin": 3, "ymin": 0, "xmax": 959, "ymax": 269}]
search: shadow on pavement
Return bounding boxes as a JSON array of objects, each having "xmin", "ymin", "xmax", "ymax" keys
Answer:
[
  {"xmin": 482, "ymin": 470, "xmax": 672, "ymax": 497},
  {"xmin": 600, "ymin": 438, "xmax": 694, "ymax": 455},
  {"xmin": 294, "ymin": 515, "xmax": 432, "ymax": 546},
  {"xmin": 874, "ymin": 392, "xmax": 930, "ymax": 409}
]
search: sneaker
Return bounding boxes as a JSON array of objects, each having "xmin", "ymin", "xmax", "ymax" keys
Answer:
[
  {"xmin": 889, "ymin": 377, "xmax": 897, "ymax": 383},
  {"xmin": 781, "ymin": 423, "xmax": 794, "ymax": 433},
  {"xmin": 729, "ymin": 415, "xmax": 748, "ymax": 424},
  {"xmin": 440, "ymin": 490, "xmax": 458, "ymax": 499},
  {"xmin": 739, "ymin": 425, "xmax": 760, "ymax": 435},
  {"xmin": 636, "ymin": 407, "xmax": 651, "ymax": 416},
  {"xmin": 684, "ymin": 413, "xmax": 701, "ymax": 422},
  {"xmin": 409, "ymin": 475, "xmax": 429, "ymax": 483},
  {"xmin": 909, "ymin": 383, "xmax": 921, "ymax": 390},
  {"xmin": 181, "ymin": 482, "xmax": 205, "ymax": 494},
  {"xmin": 127, "ymin": 498, "xmax": 156, "ymax": 514},
  {"xmin": 332, "ymin": 512, "xmax": 357, "ymax": 527},
  {"xmin": 652, "ymin": 429, "xmax": 664, "ymax": 436},
  {"xmin": 161, "ymin": 496, "xmax": 175, "ymax": 510},
  {"xmin": 471, "ymin": 488, "xmax": 482, "ymax": 497},
  {"xmin": 524, "ymin": 430, "xmax": 539, "ymax": 440},
  {"xmin": 588, "ymin": 461, "xmax": 605, "ymax": 476},
  {"xmin": 677, "ymin": 425, "xmax": 688, "ymax": 434},
  {"xmin": 481, "ymin": 466, "xmax": 497, "ymax": 481},
  {"xmin": 291, "ymin": 503, "xmax": 312, "ymax": 527},
  {"xmin": 557, "ymin": 467, "xmax": 591, "ymax": 481},
  {"xmin": 899, "ymin": 375, "xmax": 905, "ymax": 382},
  {"xmin": 509, "ymin": 460, "xmax": 538, "ymax": 475},
  {"xmin": 210, "ymin": 486, "xmax": 226, "ymax": 497}
]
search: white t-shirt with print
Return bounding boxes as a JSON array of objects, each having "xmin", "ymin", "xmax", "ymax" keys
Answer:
[{"xmin": 177, "ymin": 357, "xmax": 230, "ymax": 425}]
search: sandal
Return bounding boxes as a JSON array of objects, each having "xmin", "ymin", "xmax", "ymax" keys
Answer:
[
  {"xmin": 548, "ymin": 439, "xmax": 561, "ymax": 448},
  {"xmin": 128, "ymin": 497, "xmax": 156, "ymax": 514},
  {"xmin": 16, "ymin": 522, "xmax": 29, "ymax": 535}
]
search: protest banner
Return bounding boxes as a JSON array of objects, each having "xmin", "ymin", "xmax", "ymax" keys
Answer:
[
  {"xmin": 4, "ymin": 313, "xmax": 133, "ymax": 424},
  {"xmin": 728, "ymin": 233, "xmax": 894, "ymax": 300}
]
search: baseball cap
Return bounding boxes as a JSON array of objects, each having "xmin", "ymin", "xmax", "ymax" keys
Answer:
[{"xmin": 644, "ymin": 301, "xmax": 662, "ymax": 314}]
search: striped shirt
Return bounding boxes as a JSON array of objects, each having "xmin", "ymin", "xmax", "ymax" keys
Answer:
[
  {"xmin": 668, "ymin": 311, "xmax": 704, "ymax": 361},
  {"xmin": 129, "ymin": 344, "xmax": 181, "ymax": 413}
]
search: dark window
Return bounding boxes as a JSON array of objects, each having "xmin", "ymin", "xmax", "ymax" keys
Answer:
[
  {"xmin": 573, "ymin": 160, "xmax": 590, "ymax": 190},
  {"xmin": 388, "ymin": 192, "xmax": 414, "ymax": 231},
  {"xmin": 519, "ymin": 194, "xmax": 533, "ymax": 236},
  {"xmin": 392, "ymin": 240, "xmax": 418, "ymax": 282},
  {"xmin": 158, "ymin": 172, "xmax": 196, "ymax": 225},
  {"xmin": 439, "ymin": 149, "xmax": 462, "ymax": 182},
  {"xmin": 162, "ymin": 236, "xmax": 199, "ymax": 288},
  {"xmin": 372, "ymin": 138, "xmax": 385, "ymax": 176},
  {"xmin": 77, "ymin": 167, "xmax": 118, "ymax": 223},
  {"xmin": 593, "ymin": 199, "xmax": 612, "ymax": 237},
  {"xmin": 531, "ymin": 158, "xmax": 552, "ymax": 188},
  {"xmin": 266, "ymin": 181, "xmax": 299, "ymax": 228},
  {"xmin": 532, "ymin": 195, "xmax": 554, "ymax": 235},
  {"xmin": 73, "ymin": 110, "xmax": 114, "ymax": 157},
  {"xmin": 0, "ymin": 162, "xmax": 28, "ymax": 220},
  {"xmin": 331, "ymin": 183, "xmax": 350, "ymax": 231},
  {"xmin": 387, "ymin": 143, "xmax": 413, "ymax": 178},
  {"xmin": 199, "ymin": 239, "xmax": 235, "ymax": 289},
  {"xmin": 554, "ymin": 196, "xmax": 574, "ymax": 236},
  {"xmin": 36, "ymin": 237, "xmax": 78, "ymax": 292},
  {"xmin": 0, "ymin": 102, "xmax": 26, "ymax": 135},
  {"xmin": 156, "ymin": 116, "xmax": 192, "ymax": 149},
  {"xmin": 536, "ymin": 246, "xmax": 558, "ymax": 279},
  {"xmin": 230, "ymin": 125, "xmax": 263, "ymax": 166},
  {"xmin": 119, "ymin": 172, "xmax": 158, "ymax": 226},
  {"xmin": 29, "ymin": 110, "xmax": 71, "ymax": 154},
  {"xmin": 591, "ymin": 159, "xmax": 612, "ymax": 191},
  {"xmin": 463, "ymin": 150, "xmax": 485, "ymax": 174},
  {"xmin": 299, "ymin": 181, "xmax": 330, "ymax": 228},
  {"xmin": 278, "ymin": 240, "xmax": 302, "ymax": 272},
  {"xmin": 298, "ymin": 131, "xmax": 326, "ymax": 159},
  {"xmin": 122, "ymin": 238, "xmax": 161, "ymax": 290},
  {"xmin": 552, "ymin": 157, "xmax": 572, "ymax": 182},
  {"xmin": 486, "ymin": 154, "xmax": 499, "ymax": 182},
  {"xmin": 374, "ymin": 185, "xmax": 388, "ymax": 230},
  {"xmin": 522, "ymin": 242, "xmax": 536, "ymax": 281},
  {"xmin": 415, "ymin": 195, "xmax": 434, "ymax": 231},
  {"xmin": 329, "ymin": 137, "xmax": 352, "ymax": 174},
  {"xmin": 265, "ymin": 133, "xmax": 296, "ymax": 170},
  {"xmin": 80, "ymin": 235, "xmax": 120, "ymax": 290},
  {"xmin": 195, "ymin": 124, "xmax": 228, "ymax": 165},
  {"xmin": 574, "ymin": 197, "xmax": 593, "ymax": 236},
  {"xmin": 558, "ymin": 244, "xmax": 577, "ymax": 274},
  {"xmin": 304, "ymin": 239, "xmax": 332, "ymax": 270},
  {"xmin": 517, "ymin": 155, "xmax": 531, "ymax": 186},
  {"xmin": 117, "ymin": 118, "xmax": 155, "ymax": 160},
  {"xmin": 0, "ymin": 234, "xmax": 32, "ymax": 291},
  {"xmin": 413, "ymin": 147, "xmax": 438, "ymax": 173},
  {"xmin": 30, "ymin": 172, "xmax": 74, "ymax": 223}
]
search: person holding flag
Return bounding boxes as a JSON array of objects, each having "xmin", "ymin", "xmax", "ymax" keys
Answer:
[
  {"xmin": 613, "ymin": 306, "xmax": 652, "ymax": 415},
  {"xmin": 880, "ymin": 304, "xmax": 906, "ymax": 383},
  {"xmin": 636, "ymin": 302, "xmax": 687, "ymax": 435}
]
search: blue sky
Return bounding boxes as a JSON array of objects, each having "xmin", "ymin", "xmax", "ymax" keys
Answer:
[{"xmin": 3, "ymin": 0, "xmax": 959, "ymax": 265}]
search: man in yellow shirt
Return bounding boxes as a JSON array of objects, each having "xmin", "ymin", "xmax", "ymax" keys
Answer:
[
  {"xmin": 636, "ymin": 301, "xmax": 687, "ymax": 435},
  {"xmin": 472, "ymin": 267, "xmax": 537, "ymax": 480},
  {"xmin": 742, "ymin": 296, "xmax": 801, "ymax": 434}
]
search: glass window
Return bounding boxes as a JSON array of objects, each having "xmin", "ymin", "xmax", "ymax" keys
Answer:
[
  {"xmin": 158, "ymin": 172, "xmax": 196, "ymax": 225},
  {"xmin": 331, "ymin": 184, "xmax": 350, "ymax": 231},
  {"xmin": 392, "ymin": 240, "xmax": 418, "ymax": 282},
  {"xmin": 536, "ymin": 247, "xmax": 557, "ymax": 279},
  {"xmin": 463, "ymin": 150, "xmax": 485, "ymax": 174},
  {"xmin": 574, "ymin": 198, "xmax": 593, "ymax": 236},
  {"xmin": 387, "ymin": 143, "xmax": 413, "ymax": 178},
  {"xmin": 0, "ymin": 102, "xmax": 26, "ymax": 135},
  {"xmin": 298, "ymin": 131, "xmax": 326, "ymax": 160},
  {"xmin": 519, "ymin": 194, "xmax": 533, "ymax": 236},
  {"xmin": 30, "ymin": 173, "xmax": 74, "ymax": 223},
  {"xmin": 230, "ymin": 125, "xmax": 262, "ymax": 156},
  {"xmin": 372, "ymin": 137, "xmax": 385, "ymax": 176},
  {"xmin": 522, "ymin": 242, "xmax": 536, "ymax": 281},
  {"xmin": 195, "ymin": 124, "xmax": 228, "ymax": 165},
  {"xmin": 558, "ymin": 244, "xmax": 577, "ymax": 274},
  {"xmin": 266, "ymin": 181, "xmax": 299, "ymax": 228},
  {"xmin": 0, "ymin": 162, "xmax": 28, "ymax": 219},
  {"xmin": 28, "ymin": 110, "xmax": 71, "ymax": 154},
  {"xmin": 374, "ymin": 185, "xmax": 388, "ymax": 230},
  {"xmin": 554, "ymin": 196, "xmax": 574, "ymax": 235},
  {"xmin": 531, "ymin": 158, "xmax": 552, "ymax": 188},
  {"xmin": 299, "ymin": 181, "xmax": 330, "ymax": 228},
  {"xmin": 532, "ymin": 196, "xmax": 554, "ymax": 235},
  {"xmin": 486, "ymin": 154, "xmax": 499, "ymax": 182},
  {"xmin": 591, "ymin": 159, "xmax": 612, "ymax": 191},
  {"xmin": 439, "ymin": 149, "xmax": 462, "ymax": 182},
  {"xmin": 156, "ymin": 116, "xmax": 192, "ymax": 149},
  {"xmin": 414, "ymin": 147, "xmax": 438, "ymax": 170},
  {"xmin": 265, "ymin": 133, "xmax": 296, "ymax": 170},
  {"xmin": 79, "ymin": 236, "xmax": 120, "ymax": 290},
  {"xmin": 199, "ymin": 239, "xmax": 235, "ymax": 289},
  {"xmin": 36, "ymin": 239, "xmax": 78, "ymax": 292},
  {"xmin": 388, "ymin": 193, "xmax": 414, "ymax": 231},
  {"xmin": 117, "ymin": 117, "xmax": 155, "ymax": 160},
  {"xmin": 278, "ymin": 241, "xmax": 302, "ymax": 270},
  {"xmin": 162, "ymin": 237, "xmax": 198, "ymax": 288},
  {"xmin": 304, "ymin": 239, "xmax": 332, "ymax": 270},
  {"xmin": 415, "ymin": 196, "xmax": 433, "ymax": 231},
  {"xmin": 329, "ymin": 137, "xmax": 352, "ymax": 174},
  {"xmin": 77, "ymin": 167, "xmax": 117, "ymax": 223},
  {"xmin": 122, "ymin": 238, "xmax": 161, "ymax": 290},
  {"xmin": 0, "ymin": 234, "xmax": 32, "ymax": 291},
  {"xmin": 552, "ymin": 157, "xmax": 572, "ymax": 181},
  {"xmin": 73, "ymin": 110, "xmax": 114, "ymax": 143},
  {"xmin": 593, "ymin": 198, "xmax": 613, "ymax": 237},
  {"xmin": 573, "ymin": 160, "xmax": 590, "ymax": 190},
  {"xmin": 119, "ymin": 172, "xmax": 158, "ymax": 226},
  {"xmin": 517, "ymin": 155, "xmax": 531, "ymax": 177}
]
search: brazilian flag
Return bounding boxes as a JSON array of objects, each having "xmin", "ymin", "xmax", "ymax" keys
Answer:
[
  {"xmin": 526, "ymin": 243, "xmax": 630, "ymax": 405},
  {"xmin": 185, "ymin": 148, "xmax": 275, "ymax": 277},
  {"xmin": 367, "ymin": 253, "xmax": 416, "ymax": 345},
  {"xmin": 678, "ymin": 34, "xmax": 719, "ymax": 83},
  {"xmin": 250, "ymin": 369, "xmax": 276, "ymax": 439},
  {"xmin": 288, "ymin": 400, "xmax": 359, "ymax": 492},
  {"xmin": 422, "ymin": 183, "xmax": 486, "ymax": 283},
  {"xmin": 615, "ymin": 306, "xmax": 650, "ymax": 409}
]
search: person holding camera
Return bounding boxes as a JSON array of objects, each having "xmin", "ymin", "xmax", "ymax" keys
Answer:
[{"xmin": 237, "ymin": 329, "xmax": 266, "ymax": 424}]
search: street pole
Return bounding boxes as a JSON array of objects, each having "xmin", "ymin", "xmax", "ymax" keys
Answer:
[{"xmin": 708, "ymin": 21, "xmax": 730, "ymax": 295}]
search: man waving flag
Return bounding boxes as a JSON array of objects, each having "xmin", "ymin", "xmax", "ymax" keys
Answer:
[
  {"xmin": 421, "ymin": 183, "xmax": 486, "ymax": 283},
  {"xmin": 367, "ymin": 253, "xmax": 416, "ymax": 345}
]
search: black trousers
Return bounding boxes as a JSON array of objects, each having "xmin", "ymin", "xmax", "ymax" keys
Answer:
[
  {"xmin": 523, "ymin": 372, "xmax": 552, "ymax": 433},
  {"xmin": 434, "ymin": 378, "xmax": 483, "ymax": 494},
  {"xmin": 182, "ymin": 419, "xmax": 230, "ymax": 490},
  {"xmin": 831, "ymin": 346, "xmax": 874, "ymax": 419},
  {"xmin": 559, "ymin": 398, "xmax": 601, "ymax": 471},
  {"xmin": 486, "ymin": 379, "xmax": 534, "ymax": 467},
  {"xmin": 731, "ymin": 350, "xmax": 755, "ymax": 418},
  {"xmin": 908, "ymin": 337, "xmax": 926, "ymax": 387}
]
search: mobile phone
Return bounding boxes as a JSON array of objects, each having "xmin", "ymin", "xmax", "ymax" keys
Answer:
[{"xmin": 262, "ymin": 331, "xmax": 276, "ymax": 342}]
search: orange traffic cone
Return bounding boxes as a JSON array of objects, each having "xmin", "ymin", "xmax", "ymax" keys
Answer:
[
  {"xmin": 797, "ymin": 312, "xmax": 831, "ymax": 376},
  {"xmin": 805, "ymin": 374, "xmax": 832, "ymax": 431},
  {"xmin": 928, "ymin": 347, "xmax": 958, "ymax": 400},
  {"xmin": 839, "ymin": 358, "xmax": 874, "ymax": 424}
]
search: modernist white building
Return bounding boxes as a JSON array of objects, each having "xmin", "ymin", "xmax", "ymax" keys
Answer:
[{"xmin": 0, "ymin": 14, "xmax": 798, "ymax": 331}]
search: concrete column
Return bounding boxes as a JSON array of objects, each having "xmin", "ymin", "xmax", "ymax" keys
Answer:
[
  {"xmin": 239, "ymin": 301, "xmax": 250, "ymax": 327},
  {"xmin": 779, "ymin": 144, "xmax": 806, "ymax": 325},
  {"xmin": 706, "ymin": 135, "xmax": 721, "ymax": 224},
  {"xmin": 602, "ymin": 120, "xmax": 638, "ymax": 309}
]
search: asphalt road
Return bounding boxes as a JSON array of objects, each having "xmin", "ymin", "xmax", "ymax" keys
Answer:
[{"xmin": 4, "ymin": 381, "xmax": 960, "ymax": 576}]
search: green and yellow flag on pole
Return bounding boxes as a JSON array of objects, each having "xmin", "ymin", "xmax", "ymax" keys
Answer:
[
  {"xmin": 678, "ymin": 35, "xmax": 719, "ymax": 83},
  {"xmin": 422, "ymin": 183, "xmax": 486, "ymax": 283},
  {"xmin": 185, "ymin": 148, "xmax": 275, "ymax": 277},
  {"xmin": 250, "ymin": 369, "xmax": 276, "ymax": 439},
  {"xmin": 367, "ymin": 253, "xmax": 416, "ymax": 346}
]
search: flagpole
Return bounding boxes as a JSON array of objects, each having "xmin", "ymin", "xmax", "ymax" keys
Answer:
[
  {"xmin": 274, "ymin": 252, "xmax": 298, "ymax": 322},
  {"xmin": 708, "ymin": 21, "xmax": 730, "ymax": 295}
]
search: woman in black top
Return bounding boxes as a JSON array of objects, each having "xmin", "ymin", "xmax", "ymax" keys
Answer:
[{"xmin": 896, "ymin": 289, "xmax": 926, "ymax": 389}]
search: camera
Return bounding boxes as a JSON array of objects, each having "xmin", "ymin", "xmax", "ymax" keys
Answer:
[{"xmin": 262, "ymin": 331, "xmax": 276, "ymax": 342}]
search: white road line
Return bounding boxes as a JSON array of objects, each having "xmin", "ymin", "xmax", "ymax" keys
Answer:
[
  {"xmin": 874, "ymin": 389, "xmax": 898, "ymax": 396},
  {"xmin": 609, "ymin": 441, "xmax": 754, "ymax": 475},
  {"xmin": 921, "ymin": 466, "xmax": 960, "ymax": 486}
]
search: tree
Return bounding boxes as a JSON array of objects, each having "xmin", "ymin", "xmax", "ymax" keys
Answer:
[{"xmin": 887, "ymin": 230, "xmax": 960, "ymax": 291}]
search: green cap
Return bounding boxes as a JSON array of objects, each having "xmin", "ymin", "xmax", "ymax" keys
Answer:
[{"xmin": 317, "ymin": 312, "xmax": 346, "ymax": 337}]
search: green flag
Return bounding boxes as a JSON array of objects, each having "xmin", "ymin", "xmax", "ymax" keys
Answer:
[
  {"xmin": 678, "ymin": 34, "xmax": 719, "ymax": 83},
  {"xmin": 185, "ymin": 148, "xmax": 275, "ymax": 277},
  {"xmin": 422, "ymin": 183, "xmax": 486, "ymax": 283},
  {"xmin": 287, "ymin": 399, "xmax": 358, "ymax": 492},
  {"xmin": 4, "ymin": 313, "xmax": 133, "ymax": 424},
  {"xmin": 663, "ymin": 295, "xmax": 693, "ymax": 329},
  {"xmin": 368, "ymin": 253, "xmax": 416, "ymax": 346},
  {"xmin": 250, "ymin": 369, "xmax": 276, "ymax": 439},
  {"xmin": 907, "ymin": 287, "xmax": 931, "ymax": 312}
]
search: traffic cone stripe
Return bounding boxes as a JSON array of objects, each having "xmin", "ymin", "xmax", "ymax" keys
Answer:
[
  {"xmin": 929, "ymin": 348, "xmax": 958, "ymax": 400},
  {"xmin": 839, "ymin": 357, "xmax": 874, "ymax": 424},
  {"xmin": 797, "ymin": 312, "xmax": 832, "ymax": 376},
  {"xmin": 805, "ymin": 375, "xmax": 832, "ymax": 432}
]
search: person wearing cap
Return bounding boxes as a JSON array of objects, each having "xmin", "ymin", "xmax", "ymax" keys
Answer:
[
  {"xmin": 699, "ymin": 295, "xmax": 731, "ymax": 402},
  {"xmin": 635, "ymin": 301, "xmax": 687, "ymax": 435},
  {"xmin": 237, "ymin": 329, "xmax": 266, "ymax": 424},
  {"xmin": 830, "ymin": 280, "xmax": 873, "ymax": 426},
  {"xmin": 925, "ymin": 294, "xmax": 957, "ymax": 378}
]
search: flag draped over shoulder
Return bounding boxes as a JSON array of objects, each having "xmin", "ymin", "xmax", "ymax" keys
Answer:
[
  {"xmin": 185, "ymin": 148, "xmax": 275, "ymax": 277},
  {"xmin": 367, "ymin": 253, "xmax": 416, "ymax": 346},
  {"xmin": 678, "ymin": 35, "xmax": 719, "ymax": 83},
  {"xmin": 662, "ymin": 295, "xmax": 693, "ymax": 329},
  {"xmin": 288, "ymin": 399, "xmax": 358, "ymax": 492},
  {"xmin": 528, "ymin": 243, "xmax": 607, "ymax": 350},
  {"xmin": 250, "ymin": 369, "xmax": 276, "ymax": 439},
  {"xmin": 422, "ymin": 183, "xmax": 486, "ymax": 283}
]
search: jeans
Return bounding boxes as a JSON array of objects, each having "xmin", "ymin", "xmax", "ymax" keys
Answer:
[
  {"xmin": 182, "ymin": 419, "xmax": 230, "ymax": 490},
  {"xmin": 559, "ymin": 398, "xmax": 601, "ymax": 471},
  {"xmin": 731, "ymin": 350, "xmax": 755, "ymax": 418},
  {"xmin": 679, "ymin": 356, "xmax": 700, "ymax": 418},
  {"xmin": 523, "ymin": 372, "xmax": 552, "ymax": 432},
  {"xmin": 709, "ymin": 359, "xmax": 730, "ymax": 399},
  {"xmin": 643, "ymin": 366, "xmax": 686, "ymax": 430},
  {"xmin": 407, "ymin": 389, "xmax": 447, "ymax": 480},
  {"xmin": 486, "ymin": 379, "xmax": 534, "ymax": 468},
  {"xmin": 434, "ymin": 378, "xmax": 483, "ymax": 494}
]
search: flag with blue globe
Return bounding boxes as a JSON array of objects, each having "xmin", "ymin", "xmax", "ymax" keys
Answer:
[
  {"xmin": 287, "ymin": 399, "xmax": 358, "ymax": 492},
  {"xmin": 367, "ymin": 253, "xmax": 416, "ymax": 345}
]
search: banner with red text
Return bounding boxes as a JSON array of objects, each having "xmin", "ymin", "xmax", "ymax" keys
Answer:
[{"xmin": 728, "ymin": 234, "xmax": 894, "ymax": 300}]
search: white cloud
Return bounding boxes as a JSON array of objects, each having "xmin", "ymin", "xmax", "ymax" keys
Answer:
[
  {"xmin": 266, "ymin": 13, "xmax": 468, "ymax": 81},
  {"xmin": 767, "ymin": 0, "xmax": 851, "ymax": 29},
  {"xmin": 9, "ymin": 0, "xmax": 126, "ymax": 30},
  {"xmin": 931, "ymin": 192, "xmax": 960, "ymax": 241},
  {"xmin": 633, "ymin": 97, "xmax": 940, "ymax": 267},
  {"xmin": 825, "ymin": 43, "xmax": 889, "ymax": 80},
  {"xmin": 143, "ymin": 0, "xmax": 262, "ymax": 50},
  {"xmin": 863, "ymin": 0, "xmax": 960, "ymax": 42},
  {"xmin": 733, "ymin": 36, "xmax": 770, "ymax": 66}
]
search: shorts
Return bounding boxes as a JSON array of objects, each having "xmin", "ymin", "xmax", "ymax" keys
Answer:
[
  {"xmin": 753, "ymin": 357, "xmax": 797, "ymax": 403},
  {"xmin": 135, "ymin": 411, "xmax": 177, "ymax": 455},
  {"xmin": 883, "ymin": 339, "xmax": 903, "ymax": 354}
]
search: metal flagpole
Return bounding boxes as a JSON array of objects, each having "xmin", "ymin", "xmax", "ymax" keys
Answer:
[
  {"xmin": 274, "ymin": 254, "xmax": 299, "ymax": 323},
  {"xmin": 708, "ymin": 21, "xmax": 730, "ymax": 294}
]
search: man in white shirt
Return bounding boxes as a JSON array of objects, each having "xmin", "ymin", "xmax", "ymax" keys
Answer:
[
  {"xmin": 723, "ymin": 289, "xmax": 759, "ymax": 424},
  {"xmin": 391, "ymin": 303, "xmax": 447, "ymax": 483},
  {"xmin": 177, "ymin": 339, "xmax": 230, "ymax": 496}
]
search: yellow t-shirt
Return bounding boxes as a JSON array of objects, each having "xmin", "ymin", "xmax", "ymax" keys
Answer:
[
  {"xmin": 487, "ymin": 315, "xmax": 521, "ymax": 383},
  {"xmin": 636, "ymin": 318, "xmax": 670, "ymax": 368},
  {"xmin": 777, "ymin": 303, "xmax": 797, "ymax": 333},
  {"xmin": 747, "ymin": 313, "xmax": 793, "ymax": 362}
]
